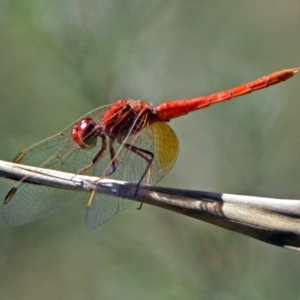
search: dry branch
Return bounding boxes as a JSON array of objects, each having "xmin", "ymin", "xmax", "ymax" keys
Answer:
[{"xmin": 0, "ymin": 159, "xmax": 300, "ymax": 251}]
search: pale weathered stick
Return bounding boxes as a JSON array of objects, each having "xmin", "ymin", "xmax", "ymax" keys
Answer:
[{"xmin": 0, "ymin": 159, "xmax": 299, "ymax": 251}]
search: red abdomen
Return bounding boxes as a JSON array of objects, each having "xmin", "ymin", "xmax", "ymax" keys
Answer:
[{"xmin": 155, "ymin": 68, "xmax": 298, "ymax": 121}]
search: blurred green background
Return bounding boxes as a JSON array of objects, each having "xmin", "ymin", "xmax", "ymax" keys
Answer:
[{"xmin": 1, "ymin": 1, "xmax": 300, "ymax": 299}]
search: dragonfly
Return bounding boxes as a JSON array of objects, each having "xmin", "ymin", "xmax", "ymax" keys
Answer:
[{"xmin": 3, "ymin": 67, "xmax": 299, "ymax": 229}]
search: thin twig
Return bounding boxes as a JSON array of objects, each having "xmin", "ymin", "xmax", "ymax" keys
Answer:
[{"xmin": 0, "ymin": 159, "xmax": 300, "ymax": 251}]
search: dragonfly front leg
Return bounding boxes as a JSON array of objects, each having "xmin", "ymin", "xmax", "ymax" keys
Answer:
[{"xmin": 77, "ymin": 135, "xmax": 107, "ymax": 175}]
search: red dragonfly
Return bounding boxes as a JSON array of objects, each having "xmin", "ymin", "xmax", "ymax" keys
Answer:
[{"xmin": 4, "ymin": 68, "xmax": 298, "ymax": 229}]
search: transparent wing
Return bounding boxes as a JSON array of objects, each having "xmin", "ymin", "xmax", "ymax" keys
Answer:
[
  {"xmin": 86, "ymin": 121, "xmax": 179, "ymax": 229},
  {"xmin": 3, "ymin": 104, "xmax": 179, "ymax": 229},
  {"xmin": 3, "ymin": 105, "xmax": 112, "ymax": 225}
]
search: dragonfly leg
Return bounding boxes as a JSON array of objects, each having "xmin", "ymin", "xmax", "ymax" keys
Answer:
[
  {"xmin": 123, "ymin": 143, "xmax": 154, "ymax": 184},
  {"xmin": 123, "ymin": 143, "xmax": 154, "ymax": 200},
  {"xmin": 76, "ymin": 135, "xmax": 107, "ymax": 174},
  {"xmin": 105, "ymin": 138, "xmax": 119, "ymax": 176},
  {"xmin": 136, "ymin": 203, "xmax": 143, "ymax": 210}
]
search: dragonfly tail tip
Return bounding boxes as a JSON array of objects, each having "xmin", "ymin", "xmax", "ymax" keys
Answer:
[{"xmin": 290, "ymin": 67, "xmax": 299, "ymax": 74}]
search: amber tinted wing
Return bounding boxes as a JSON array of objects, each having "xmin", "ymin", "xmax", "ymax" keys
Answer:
[{"xmin": 86, "ymin": 121, "xmax": 179, "ymax": 229}]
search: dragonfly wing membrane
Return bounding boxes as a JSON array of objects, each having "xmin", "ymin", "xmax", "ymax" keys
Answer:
[
  {"xmin": 86, "ymin": 194, "xmax": 132, "ymax": 230},
  {"xmin": 3, "ymin": 107, "xmax": 111, "ymax": 225},
  {"xmin": 4, "ymin": 185, "xmax": 79, "ymax": 225},
  {"xmin": 150, "ymin": 121, "xmax": 179, "ymax": 181},
  {"xmin": 4, "ymin": 133, "xmax": 83, "ymax": 224},
  {"xmin": 85, "ymin": 121, "xmax": 179, "ymax": 228}
]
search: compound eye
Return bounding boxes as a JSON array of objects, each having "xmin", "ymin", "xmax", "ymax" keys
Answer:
[{"xmin": 72, "ymin": 118, "xmax": 98, "ymax": 149}]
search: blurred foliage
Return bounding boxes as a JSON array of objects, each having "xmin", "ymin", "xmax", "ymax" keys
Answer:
[{"xmin": 0, "ymin": 1, "xmax": 300, "ymax": 299}]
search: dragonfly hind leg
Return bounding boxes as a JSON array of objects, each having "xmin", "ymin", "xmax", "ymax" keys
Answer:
[
  {"xmin": 123, "ymin": 143, "xmax": 154, "ymax": 204},
  {"xmin": 123, "ymin": 143, "xmax": 154, "ymax": 185}
]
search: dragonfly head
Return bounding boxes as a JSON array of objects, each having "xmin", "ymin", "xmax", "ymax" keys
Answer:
[{"xmin": 72, "ymin": 118, "xmax": 99, "ymax": 150}]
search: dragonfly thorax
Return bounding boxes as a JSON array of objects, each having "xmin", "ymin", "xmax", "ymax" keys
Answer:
[{"xmin": 101, "ymin": 99, "xmax": 154, "ymax": 138}]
